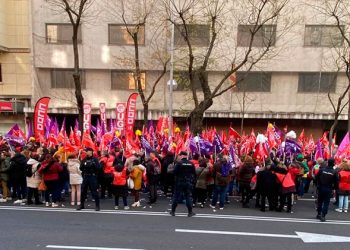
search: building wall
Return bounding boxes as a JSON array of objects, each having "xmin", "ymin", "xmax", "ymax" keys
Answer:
[{"xmin": 29, "ymin": 0, "xmax": 349, "ymax": 135}]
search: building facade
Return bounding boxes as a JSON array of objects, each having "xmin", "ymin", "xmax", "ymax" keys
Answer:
[
  {"xmin": 0, "ymin": 0, "xmax": 31, "ymax": 133},
  {"xmin": 25, "ymin": 0, "xmax": 349, "ymax": 138}
]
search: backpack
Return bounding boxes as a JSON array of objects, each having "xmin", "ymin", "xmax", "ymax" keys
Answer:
[{"xmin": 221, "ymin": 163, "xmax": 231, "ymax": 177}]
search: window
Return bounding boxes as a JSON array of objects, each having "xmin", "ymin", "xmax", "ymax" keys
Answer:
[
  {"xmin": 174, "ymin": 24, "xmax": 210, "ymax": 47},
  {"xmin": 173, "ymin": 71, "xmax": 204, "ymax": 91},
  {"xmin": 235, "ymin": 72, "xmax": 271, "ymax": 92},
  {"xmin": 51, "ymin": 69, "xmax": 86, "ymax": 89},
  {"xmin": 111, "ymin": 71, "xmax": 146, "ymax": 90},
  {"xmin": 46, "ymin": 24, "xmax": 82, "ymax": 44},
  {"xmin": 237, "ymin": 25, "xmax": 276, "ymax": 47},
  {"xmin": 108, "ymin": 24, "xmax": 145, "ymax": 45},
  {"xmin": 304, "ymin": 25, "xmax": 344, "ymax": 47},
  {"xmin": 298, "ymin": 73, "xmax": 336, "ymax": 93}
]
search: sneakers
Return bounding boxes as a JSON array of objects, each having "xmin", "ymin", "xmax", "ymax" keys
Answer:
[
  {"xmin": 188, "ymin": 212, "xmax": 196, "ymax": 217},
  {"xmin": 169, "ymin": 211, "xmax": 175, "ymax": 216},
  {"xmin": 45, "ymin": 202, "xmax": 50, "ymax": 207},
  {"xmin": 219, "ymin": 207, "xmax": 224, "ymax": 210},
  {"xmin": 114, "ymin": 206, "xmax": 119, "ymax": 210},
  {"xmin": 200, "ymin": 203, "xmax": 204, "ymax": 208},
  {"xmin": 71, "ymin": 202, "xmax": 75, "ymax": 206},
  {"xmin": 51, "ymin": 203, "xmax": 59, "ymax": 208},
  {"xmin": 124, "ymin": 206, "xmax": 130, "ymax": 210},
  {"xmin": 77, "ymin": 202, "xmax": 81, "ymax": 206},
  {"xmin": 209, "ymin": 204, "xmax": 216, "ymax": 209},
  {"xmin": 131, "ymin": 201, "xmax": 140, "ymax": 207},
  {"xmin": 335, "ymin": 208, "xmax": 343, "ymax": 213},
  {"xmin": 0, "ymin": 198, "xmax": 7, "ymax": 202},
  {"xmin": 13, "ymin": 199, "xmax": 23, "ymax": 204},
  {"xmin": 344, "ymin": 209, "xmax": 348, "ymax": 213}
]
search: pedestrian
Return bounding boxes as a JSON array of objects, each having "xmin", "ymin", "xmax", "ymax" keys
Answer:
[
  {"xmin": 67, "ymin": 154, "xmax": 82, "ymax": 206},
  {"xmin": 193, "ymin": 158, "xmax": 210, "ymax": 208},
  {"xmin": 26, "ymin": 157, "xmax": 43, "ymax": 205},
  {"xmin": 38, "ymin": 154, "xmax": 63, "ymax": 207},
  {"xmin": 239, "ymin": 156, "xmax": 255, "ymax": 208},
  {"xmin": 146, "ymin": 151, "xmax": 161, "ymax": 206},
  {"xmin": 112, "ymin": 163, "xmax": 129, "ymax": 210},
  {"xmin": 99, "ymin": 151, "xmax": 114, "ymax": 199},
  {"xmin": 130, "ymin": 159, "xmax": 145, "ymax": 207},
  {"xmin": 315, "ymin": 158, "xmax": 337, "ymax": 222},
  {"xmin": 0, "ymin": 151, "xmax": 11, "ymax": 202},
  {"xmin": 170, "ymin": 151, "xmax": 196, "ymax": 217},
  {"xmin": 9, "ymin": 150, "xmax": 28, "ymax": 204},
  {"xmin": 275, "ymin": 163, "xmax": 295, "ymax": 213},
  {"xmin": 335, "ymin": 161, "xmax": 350, "ymax": 213},
  {"xmin": 209, "ymin": 157, "xmax": 231, "ymax": 210},
  {"xmin": 77, "ymin": 148, "xmax": 101, "ymax": 211}
]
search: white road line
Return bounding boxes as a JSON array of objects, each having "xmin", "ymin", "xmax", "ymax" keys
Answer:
[
  {"xmin": 1, "ymin": 205, "xmax": 350, "ymax": 225},
  {"xmin": 175, "ymin": 229, "xmax": 350, "ymax": 243},
  {"xmin": 46, "ymin": 245, "xmax": 144, "ymax": 250}
]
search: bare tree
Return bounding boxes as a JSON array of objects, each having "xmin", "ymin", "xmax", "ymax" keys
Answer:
[
  {"xmin": 105, "ymin": 0, "xmax": 169, "ymax": 126},
  {"xmin": 309, "ymin": 0, "xmax": 350, "ymax": 144},
  {"xmin": 163, "ymin": 0, "xmax": 290, "ymax": 134},
  {"xmin": 47, "ymin": 0, "xmax": 94, "ymax": 135}
]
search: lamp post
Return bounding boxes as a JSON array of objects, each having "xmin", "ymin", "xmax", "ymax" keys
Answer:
[{"xmin": 168, "ymin": 4, "xmax": 175, "ymax": 137}]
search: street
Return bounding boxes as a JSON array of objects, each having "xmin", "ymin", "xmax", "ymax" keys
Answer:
[{"xmin": 1, "ymin": 193, "xmax": 350, "ymax": 250}]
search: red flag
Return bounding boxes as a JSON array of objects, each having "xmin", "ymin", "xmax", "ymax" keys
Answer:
[
  {"xmin": 82, "ymin": 131, "xmax": 95, "ymax": 150},
  {"xmin": 125, "ymin": 93, "xmax": 138, "ymax": 134},
  {"xmin": 229, "ymin": 127, "xmax": 241, "ymax": 140},
  {"xmin": 34, "ymin": 97, "xmax": 50, "ymax": 139}
]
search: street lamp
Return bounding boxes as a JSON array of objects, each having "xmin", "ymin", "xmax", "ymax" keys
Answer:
[{"xmin": 168, "ymin": 4, "xmax": 175, "ymax": 137}]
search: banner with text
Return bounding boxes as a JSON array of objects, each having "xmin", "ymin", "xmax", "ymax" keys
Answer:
[
  {"xmin": 34, "ymin": 97, "xmax": 50, "ymax": 140},
  {"xmin": 83, "ymin": 103, "xmax": 92, "ymax": 133},
  {"xmin": 116, "ymin": 102, "xmax": 127, "ymax": 135},
  {"xmin": 125, "ymin": 93, "xmax": 138, "ymax": 133}
]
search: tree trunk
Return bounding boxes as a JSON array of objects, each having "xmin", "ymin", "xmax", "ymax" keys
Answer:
[
  {"xmin": 329, "ymin": 118, "xmax": 338, "ymax": 154},
  {"xmin": 189, "ymin": 99, "xmax": 213, "ymax": 135},
  {"xmin": 72, "ymin": 25, "xmax": 84, "ymax": 137},
  {"xmin": 240, "ymin": 115, "xmax": 245, "ymax": 135},
  {"xmin": 143, "ymin": 102, "xmax": 149, "ymax": 127}
]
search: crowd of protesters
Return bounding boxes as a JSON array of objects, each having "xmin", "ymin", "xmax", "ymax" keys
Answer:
[{"xmin": 0, "ymin": 139, "xmax": 349, "ymax": 222}]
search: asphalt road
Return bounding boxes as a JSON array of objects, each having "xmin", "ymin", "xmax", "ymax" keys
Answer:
[{"xmin": 1, "ymin": 192, "xmax": 350, "ymax": 250}]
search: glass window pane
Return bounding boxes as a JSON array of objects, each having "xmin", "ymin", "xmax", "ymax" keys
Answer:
[
  {"xmin": 47, "ymin": 25, "xmax": 58, "ymax": 43},
  {"xmin": 51, "ymin": 69, "xmax": 85, "ymax": 89},
  {"xmin": 111, "ymin": 71, "xmax": 146, "ymax": 90},
  {"xmin": 109, "ymin": 25, "xmax": 145, "ymax": 45},
  {"xmin": 298, "ymin": 73, "xmax": 336, "ymax": 93},
  {"xmin": 236, "ymin": 72, "xmax": 271, "ymax": 92},
  {"xmin": 174, "ymin": 24, "xmax": 210, "ymax": 47},
  {"xmin": 238, "ymin": 25, "xmax": 276, "ymax": 47}
]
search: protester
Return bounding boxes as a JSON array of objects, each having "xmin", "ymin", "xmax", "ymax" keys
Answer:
[
  {"xmin": 26, "ymin": 157, "xmax": 43, "ymax": 205},
  {"xmin": 210, "ymin": 157, "xmax": 231, "ymax": 210},
  {"xmin": 9, "ymin": 150, "xmax": 28, "ymax": 204},
  {"xmin": 336, "ymin": 161, "xmax": 350, "ymax": 213},
  {"xmin": 130, "ymin": 159, "xmax": 145, "ymax": 207},
  {"xmin": 112, "ymin": 163, "xmax": 129, "ymax": 210},
  {"xmin": 67, "ymin": 154, "xmax": 82, "ymax": 206},
  {"xmin": 193, "ymin": 158, "xmax": 210, "ymax": 208},
  {"xmin": 99, "ymin": 150, "xmax": 114, "ymax": 199},
  {"xmin": 239, "ymin": 156, "xmax": 255, "ymax": 208},
  {"xmin": 145, "ymin": 151, "xmax": 161, "ymax": 206},
  {"xmin": 0, "ymin": 151, "xmax": 11, "ymax": 202}
]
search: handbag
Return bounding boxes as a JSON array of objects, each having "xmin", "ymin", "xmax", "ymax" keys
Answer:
[
  {"xmin": 127, "ymin": 177, "xmax": 134, "ymax": 189},
  {"xmin": 38, "ymin": 178, "xmax": 47, "ymax": 191}
]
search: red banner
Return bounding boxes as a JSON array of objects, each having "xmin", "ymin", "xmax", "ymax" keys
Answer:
[
  {"xmin": 125, "ymin": 93, "xmax": 138, "ymax": 133},
  {"xmin": 116, "ymin": 102, "xmax": 126, "ymax": 135},
  {"xmin": 83, "ymin": 103, "xmax": 92, "ymax": 133},
  {"xmin": 0, "ymin": 101, "xmax": 13, "ymax": 111},
  {"xmin": 99, "ymin": 103, "xmax": 107, "ymax": 130},
  {"xmin": 34, "ymin": 97, "xmax": 50, "ymax": 139}
]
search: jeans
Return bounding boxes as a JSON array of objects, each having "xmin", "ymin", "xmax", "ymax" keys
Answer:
[
  {"xmin": 115, "ymin": 196, "xmax": 127, "ymax": 207},
  {"xmin": 317, "ymin": 187, "xmax": 332, "ymax": 216},
  {"xmin": 44, "ymin": 180, "xmax": 61, "ymax": 203},
  {"xmin": 279, "ymin": 192, "xmax": 292, "ymax": 212},
  {"xmin": 240, "ymin": 184, "xmax": 251, "ymax": 205},
  {"xmin": 339, "ymin": 195, "xmax": 349, "ymax": 210},
  {"xmin": 27, "ymin": 187, "xmax": 40, "ymax": 203},
  {"xmin": 171, "ymin": 182, "xmax": 193, "ymax": 213},
  {"xmin": 148, "ymin": 184, "xmax": 157, "ymax": 204},
  {"xmin": 211, "ymin": 185, "xmax": 228, "ymax": 208}
]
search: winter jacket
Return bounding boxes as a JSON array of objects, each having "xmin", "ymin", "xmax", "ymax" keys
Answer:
[
  {"xmin": 0, "ymin": 157, "xmax": 11, "ymax": 182},
  {"xmin": 173, "ymin": 158, "xmax": 196, "ymax": 186},
  {"xmin": 39, "ymin": 160, "xmax": 63, "ymax": 182},
  {"xmin": 9, "ymin": 153, "xmax": 27, "ymax": 181},
  {"xmin": 256, "ymin": 169, "xmax": 277, "ymax": 195},
  {"xmin": 112, "ymin": 165, "xmax": 128, "ymax": 186},
  {"xmin": 67, "ymin": 159, "xmax": 83, "ymax": 185},
  {"xmin": 239, "ymin": 163, "xmax": 255, "ymax": 186},
  {"xmin": 26, "ymin": 158, "xmax": 42, "ymax": 188},
  {"xmin": 100, "ymin": 155, "xmax": 115, "ymax": 174},
  {"xmin": 130, "ymin": 164, "xmax": 145, "ymax": 191},
  {"xmin": 195, "ymin": 166, "xmax": 210, "ymax": 189},
  {"xmin": 213, "ymin": 161, "xmax": 230, "ymax": 186},
  {"xmin": 338, "ymin": 170, "xmax": 350, "ymax": 195},
  {"xmin": 316, "ymin": 166, "xmax": 337, "ymax": 191}
]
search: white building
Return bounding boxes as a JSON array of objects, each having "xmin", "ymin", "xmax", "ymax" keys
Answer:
[{"xmin": 26, "ymin": 0, "xmax": 349, "ymax": 138}]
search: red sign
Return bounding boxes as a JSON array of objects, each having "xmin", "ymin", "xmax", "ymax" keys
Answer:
[
  {"xmin": 99, "ymin": 103, "xmax": 107, "ymax": 130},
  {"xmin": 83, "ymin": 103, "xmax": 92, "ymax": 133},
  {"xmin": 116, "ymin": 102, "xmax": 126, "ymax": 134},
  {"xmin": 34, "ymin": 97, "xmax": 50, "ymax": 139},
  {"xmin": 0, "ymin": 101, "xmax": 13, "ymax": 111},
  {"xmin": 125, "ymin": 93, "xmax": 138, "ymax": 133}
]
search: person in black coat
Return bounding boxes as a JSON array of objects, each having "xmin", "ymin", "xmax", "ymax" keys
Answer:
[
  {"xmin": 9, "ymin": 151, "xmax": 28, "ymax": 203},
  {"xmin": 256, "ymin": 159, "xmax": 277, "ymax": 212}
]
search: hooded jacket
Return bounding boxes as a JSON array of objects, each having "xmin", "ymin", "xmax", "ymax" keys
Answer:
[{"xmin": 26, "ymin": 158, "xmax": 42, "ymax": 188}]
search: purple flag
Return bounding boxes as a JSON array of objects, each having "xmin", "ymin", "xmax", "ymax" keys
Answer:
[
  {"xmin": 141, "ymin": 136, "xmax": 153, "ymax": 154},
  {"xmin": 314, "ymin": 140, "xmax": 323, "ymax": 160},
  {"xmin": 228, "ymin": 142, "xmax": 236, "ymax": 168},
  {"xmin": 189, "ymin": 137, "xmax": 199, "ymax": 154},
  {"xmin": 199, "ymin": 137, "xmax": 213, "ymax": 156},
  {"xmin": 338, "ymin": 132, "xmax": 349, "ymax": 153},
  {"xmin": 213, "ymin": 132, "xmax": 224, "ymax": 153},
  {"xmin": 284, "ymin": 139, "xmax": 302, "ymax": 155}
]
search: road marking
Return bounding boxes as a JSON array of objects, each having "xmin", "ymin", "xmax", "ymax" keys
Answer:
[
  {"xmin": 46, "ymin": 245, "xmax": 144, "ymax": 250},
  {"xmin": 175, "ymin": 229, "xmax": 350, "ymax": 243},
  {"xmin": 1, "ymin": 205, "xmax": 350, "ymax": 226}
]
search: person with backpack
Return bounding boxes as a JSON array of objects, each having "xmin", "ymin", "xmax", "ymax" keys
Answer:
[
  {"xmin": 130, "ymin": 159, "xmax": 145, "ymax": 207},
  {"xmin": 26, "ymin": 157, "xmax": 43, "ymax": 205},
  {"xmin": 170, "ymin": 151, "xmax": 196, "ymax": 217},
  {"xmin": 209, "ymin": 157, "xmax": 231, "ymax": 210},
  {"xmin": 335, "ymin": 161, "xmax": 350, "ymax": 213},
  {"xmin": 112, "ymin": 163, "xmax": 130, "ymax": 210},
  {"xmin": 146, "ymin": 151, "xmax": 161, "ymax": 206},
  {"xmin": 9, "ymin": 150, "xmax": 28, "ymax": 205}
]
